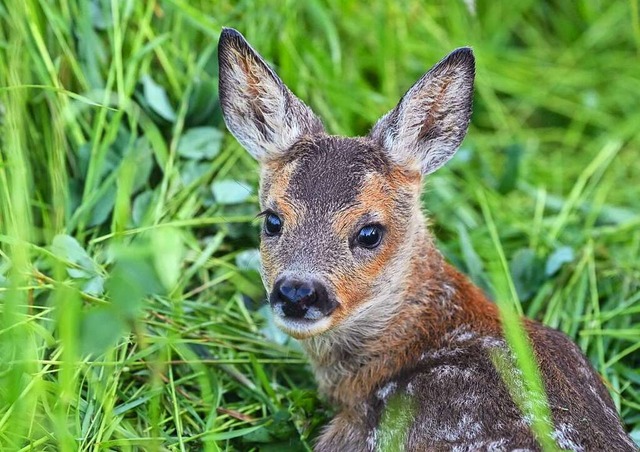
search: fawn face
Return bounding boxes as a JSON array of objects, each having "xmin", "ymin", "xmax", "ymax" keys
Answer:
[
  {"xmin": 218, "ymin": 28, "xmax": 474, "ymax": 339},
  {"xmin": 255, "ymin": 136, "xmax": 423, "ymax": 338}
]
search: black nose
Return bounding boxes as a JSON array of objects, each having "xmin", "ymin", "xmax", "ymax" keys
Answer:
[{"xmin": 271, "ymin": 278, "xmax": 336, "ymax": 319}]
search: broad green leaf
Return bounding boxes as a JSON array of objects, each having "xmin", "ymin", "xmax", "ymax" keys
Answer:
[
  {"xmin": 130, "ymin": 137, "xmax": 154, "ymax": 193},
  {"xmin": 88, "ymin": 184, "xmax": 117, "ymax": 227},
  {"xmin": 497, "ymin": 144, "xmax": 523, "ymax": 194},
  {"xmin": 177, "ymin": 126, "xmax": 223, "ymax": 160},
  {"xmin": 256, "ymin": 441, "xmax": 307, "ymax": 452},
  {"xmin": 630, "ymin": 429, "xmax": 640, "ymax": 448},
  {"xmin": 132, "ymin": 190, "xmax": 153, "ymax": 226},
  {"xmin": 67, "ymin": 268, "xmax": 93, "ymax": 279},
  {"xmin": 108, "ymin": 263, "xmax": 146, "ymax": 318},
  {"xmin": 456, "ymin": 223, "xmax": 485, "ymax": 283},
  {"xmin": 51, "ymin": 234, "xmax": 95, "ymax": 272},
  {"xmin": 259, "ymin": 306, "xmax": 291, "ymax": 346},
  {"xmin": 51, "ymin": 234, "xmax": 105, "ymax": 296},
  {"xmin": 89, "ymin": 0, "xmax": 112, "ymax": 30},
  {"xmin": 77, "ymin": 1, "xmax": 106, "ymax": 88},
  {"xmin": 151, "ymin": 228, "xmax": 185, "ymax": 291},
  {"xmin": 242, "ymin": 426, "xmax": 273, "ymax": 443},
  {"xmin": 141, "ymin": 75, "xmax": 176, "ymax": 122},
  {"xmin": 180, "ymin": 160, "xmax": 210, "ymax": 186},
  {"xmin": 236, "ymin": 249, "xmax": 261, "ymax": 272},
  {"xmin": 186, "ymin": 79, "xmax": 219, "ymax": 125},
  {"xmin": 510, "ymin": 248, "xmax": 546, "ymax": 302},
  {"xmin": 266, "ymin": 410, "xmax": 296, "ymax": 440},
  {"xmin": 211, "ymin": 179, "xmax": 253, "ymax": 205},
  {"xmin": 83, "ymin": 275, "xmax": 105, "ymax": 296},
  {"xmin": 545, "ymin": 246, "xmax": 575, "ymax": 276},
  {"xmin": 80, "ymin": 308, "xmax": 126, "ymax": 356},
  {"xmin": 108, "ymin": 254, "xmax": 163, "ymax": 318}
]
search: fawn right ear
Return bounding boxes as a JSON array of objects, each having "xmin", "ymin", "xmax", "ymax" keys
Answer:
[
  {"xmin": 218, "ymin": 28, "xmax": 324, "ymax": 162},
  {"xmin": 369, "ymin": 48, "xmax": 475, "ymax": 175}
]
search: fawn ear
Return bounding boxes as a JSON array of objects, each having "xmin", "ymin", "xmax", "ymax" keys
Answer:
[
  {"xmin": 218, "ymin": 28, "xmax": 324, "ymax": 161},
  {"xmin": 369, "ymin": 48, "xmax": 475, "ymax": 175}
]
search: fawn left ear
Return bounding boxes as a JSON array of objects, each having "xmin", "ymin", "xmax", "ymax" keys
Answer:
[
  {"xmin": 369, "ymin": 48, "xmax": 475, "ymax": 175},
  {"xmin": 218, "ymin": 28, "xmax": 324, "ymax": 162}
]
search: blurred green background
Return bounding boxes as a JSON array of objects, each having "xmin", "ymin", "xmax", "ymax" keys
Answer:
[{"xmin": 0, "ymin": 0, "xmax": 638, "ymax": 450}]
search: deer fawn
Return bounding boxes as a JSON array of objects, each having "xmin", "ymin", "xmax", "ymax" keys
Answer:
[{"xmin": 217, "ymin": 28, "xmax": 635, "ymax": 451}]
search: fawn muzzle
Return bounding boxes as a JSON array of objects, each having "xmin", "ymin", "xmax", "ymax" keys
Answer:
[{"xmin": 270, "ymin": 277, "xmax": 337, "ymax": 320}]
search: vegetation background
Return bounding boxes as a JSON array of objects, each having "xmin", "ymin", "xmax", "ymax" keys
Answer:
[{"xmin": 0, "ymin": 0, "xmax": 639, "ymax": 450}]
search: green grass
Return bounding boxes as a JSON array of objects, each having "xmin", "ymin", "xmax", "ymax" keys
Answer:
[{"xmin": 0, "ymin": 0, "xmax": 639, "ymax": 450}]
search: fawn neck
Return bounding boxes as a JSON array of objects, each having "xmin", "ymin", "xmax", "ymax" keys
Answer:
[{"xmin": 300, "ymin": 218, "xmax": 502, "ymax": 410}]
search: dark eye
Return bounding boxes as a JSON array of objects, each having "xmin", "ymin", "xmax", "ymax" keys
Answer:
[
  {"xmin": 264, "ymin": 213, "xmax": 283, "ymax": 236},
  {"xmin": 356, "ymin": 224, "xmax": 383, "ymax": 249}
]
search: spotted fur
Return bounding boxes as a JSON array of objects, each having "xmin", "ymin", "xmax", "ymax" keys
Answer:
[{"xmin": 218, "ymin": 28, "xmax": 636, "ymax": 452}]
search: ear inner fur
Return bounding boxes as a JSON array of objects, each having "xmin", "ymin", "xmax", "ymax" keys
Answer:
[
  {"xmin": 369, "ymin": 47, "xmax": 475, "ymax": 175},
  {"xmin": 217, "ymin": 28, "xmax": 324, "ymax": 161}
]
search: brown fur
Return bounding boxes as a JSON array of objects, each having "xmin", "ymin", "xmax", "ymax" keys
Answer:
[
  {"xmin": 217, "ymin": 28, "xmax": 637, "ymax": 451},
  {"xmin": 328, "ymin": 169, "xmax": 421, "ymax": 329},
  {"xmin": 311, "ymin": 232, "xmax": 503, "ymax": 411},
  {"xmin": 262, "ymin": 160, "xmax": 303, "ymax": 231}
]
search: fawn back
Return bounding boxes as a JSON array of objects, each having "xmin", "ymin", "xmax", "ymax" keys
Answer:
[{"xmin": 217, "ymin": 28, "xmax": 636, "ymax": 451}]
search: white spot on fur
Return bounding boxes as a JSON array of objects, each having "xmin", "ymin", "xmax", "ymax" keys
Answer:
[
  {"xmin": 480, "ymin": 336, "xmax": 505, "ymax": 349},
  {"xmin": 434, "ymin": 413, "xmax": 482, "ymax": 442},
  {"xmin": 366, "ymin": 429, "xmax": 377, "ymax": 451},
  {"xmin": 443, "ymin": 325, "xmax": 477, "ymax": 343},
  {"xmin": 421, "ymin": 346, "xmax": 463, "ymax": 361},
  {"xmin": 452, "ymin": 439, "xmax": 510, "ymax": 452},
  {"xmin": 584, "ymin": 377, "xmax": 620, "ymax": 424},
  {"xmin": 464, "ymin": 393, "xmax": 480, "ymax": 407},
  {"xmin": 486, "ymin": 439, "xmax": 509, "ymax": 450},
  {"xmin": 376, "ymin": 381, "xmax": 397, "ymax": 401},
  {"xmin": 551, "ymin": 423, "xmax": 584, "ymax": 452},
  {"xmin": 430, "ymin": 364, "xmax": 474, "ymax": 381},
  {"xmin": 406, "ymin": 381, "xmax": 415, "ymax": 395},
  {"xmin": 439, "ymin": 282, "xmax": 457, "ymax": 307},
  {"xmin": 456, "ymin": 331, "xmax": 476, "ymax": 342}
]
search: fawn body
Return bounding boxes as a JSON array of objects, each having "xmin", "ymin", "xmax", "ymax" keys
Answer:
[{"xmin": 218, "ymin": 28, "xmax": 635, "ymax": 451}]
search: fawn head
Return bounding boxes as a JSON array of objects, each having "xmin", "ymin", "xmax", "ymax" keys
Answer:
[{"xmin": 218, "ymin": 28, "xmax": 474, "ymax": 339}]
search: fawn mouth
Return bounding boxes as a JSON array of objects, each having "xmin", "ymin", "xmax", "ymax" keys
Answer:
[{"xmin": 272, "ymin": 306, "xmax": 334, "ymax": 338}]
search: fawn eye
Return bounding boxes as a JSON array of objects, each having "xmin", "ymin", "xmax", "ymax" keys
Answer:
[
  {"xmin": 264, "ymin": 213, "xmax": 283, "ymax": 236},
  {"xmin": 356, "ymin": 224, "xmax": 383, "ymax": 249}
]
